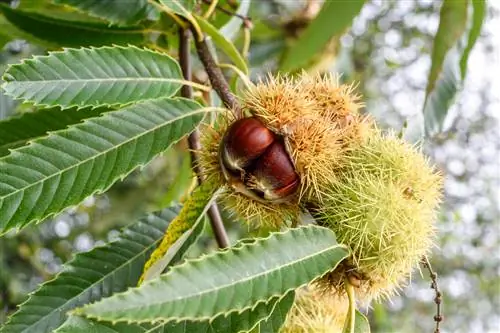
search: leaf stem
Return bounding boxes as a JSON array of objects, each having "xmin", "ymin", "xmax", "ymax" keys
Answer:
[
  {"xmin": 203, "ymin": 0, "xmax": 219, "ymax": 19},
  {"xmin": 201, "ymin": 0, "xmax": 251, "ymax": 22},
  {"xmin": 178, "ymin": 27, "xmax": 230, "ymax": 249},
  {"xmin": 148, "ymin": 0, "xmax": 187, "ymax": 28},
  {"xmin": 345, "ymin": 278, "xmax": 356, "ymax": 333},
  {"xmin": 217, "ymin": 63, "xmax": 253, "ymax": 89},
  {"xmin": 242, "ymin": 26, "xmax": 251, "ymax": 58}
]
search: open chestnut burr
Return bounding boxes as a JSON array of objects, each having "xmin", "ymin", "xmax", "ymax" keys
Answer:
[{"xmin": 219, "ymin": 117, "xmax": 300, "ymax": 204}]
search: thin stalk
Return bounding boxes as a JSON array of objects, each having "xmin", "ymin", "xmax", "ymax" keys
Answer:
[
  {"xmin": 178, "ymin": 27, "xmax": 230, "ymax": 249},
  {"xmin": 421, "ymin": 255, "xmax": 443, "ymax": 333},
  {"xmin": 345, "ymin": 278, "xmax": 356, "ymax": 333},
  {"xmin": 203, "ymin": 0, "xmax": 219, "ymax": 18}
]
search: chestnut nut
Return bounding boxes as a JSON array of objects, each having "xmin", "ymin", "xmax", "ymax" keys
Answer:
[{"xmin": 219, "ymin": 117, "xmax": 300, "ymax": 203}]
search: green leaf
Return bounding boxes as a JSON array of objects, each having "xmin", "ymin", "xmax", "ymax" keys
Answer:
[
  {"xmin": 279, "ymin": 0, "xmax": 365, "ymax": 72},
  {"xmin": 53, "ymin": 0, "xmax": 159, "ymax": 25},
  {"xmin": 2, "ymin": 46, "xmax": 183, "ymax": 109},
  {"xmin": 0, "ymin": 88, "xmax": 16, "ymax": 121},
  {"xmin": 139, "ymin": 178, "xmax": 220, "ymax": 284},
  {"xmin": 158, "ymin": 0, "xmax": 196, "ymax": 15},
  {"xmin": 55, "ymin": 317, "xmax": 146, "ymax": 333},
  {"xmin": 196, "ymin": 15, "xmax": 249, "ymax": 74},
  {"xmin": 0, "ymin": 107, "xmax": 109, "ymax": 158},
  {"xmin": 423, "ymin": 0, "xmax": 484, "ymax": 136},
  {"xmin": 346, "ymin": 311, "xmax": 370, "ymax": 333},
  {"xmin": 425, "ymin": 0, "xmax": 468, "ymax": 95},
  {"xmin": 76, "ymin": 226, "xmax": 348, "ymax": 323},
  {"xmin": 0, "ymin": 5, "xmax": 147, "ymax": 48},
  {"xmin": 220, "ymin": 0, "xmax": 251, "ymax": 41},
  {"xmin": 460, "ymin": 0, "xmax": 486, "ymax": 80},
  {"xmin": 57, "ymin": 294, "xmax": 293, "ymax": 333},
  {"xmin": 0, "ymin": 32, "xmax": 10, "ymax": 50},
  {"xmin": 0, "ymin": 11, "xmax": 50, "ymax": 47},
  {"xmin": 255, "ymin": 291, "xmax": 295, "ymax": 333},
  {"xmin": 140, "ymin": 210, "xmax": 206, "ymax": 282},
  {"xmin": 15, "ymin": 1, "xmax": 115, "ymax": 22},
  {"xmin": 0, "ymin": 98, "xmax": 206, "ymax": 234},
  {"xmin": 157, "ymin": 152, "xmax": 194, "ymax": 208},
  {"xmin": 163, "ymin": 293, "xmax": 295, "ymax": 333},
  {"xmin": 0, "ymin": 207, "xmax": 181, "ymax": 333},
  {"xmin": 158, "ymin": 0, "xmax": 199, "ymax": 35}
]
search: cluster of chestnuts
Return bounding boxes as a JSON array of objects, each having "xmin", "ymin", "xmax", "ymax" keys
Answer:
[{"xmin": 200, "ymin": 73, "xmax": 443, "ymax": 312}]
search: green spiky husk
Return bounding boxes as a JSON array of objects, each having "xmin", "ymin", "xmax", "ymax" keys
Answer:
[
  {"xmin": 315, "ymin": 129, "xmax": 443, "ymax": 302},
  {"xmin": 242, "ymin": 73, "xmax": 368, "ymax": 203},
  {"xmin": 281, "ymin": 285, "xmax": 348, "ymax": 333}
]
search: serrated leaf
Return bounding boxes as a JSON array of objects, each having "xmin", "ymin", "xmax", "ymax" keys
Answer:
[
  {"xmin": 163, "ymin": 293, "xmax": 295, "ymax": 333},
  {"xmin": 0, "ymin": 88, "xmax": 16, "ymax": 121},
  {"xmin": 140, "ymin": 210, "xmax": 206, "ymax": 282},
  {"xmin": 0, "ymin": 4, "xmax": 147, "ymax": 48},
  {"xmin": 279, "ymin": 0, "xmax": 365, "ymax": 72},
  {"xmin": 423, "ymin": 0, "xmax": 484, "ymax": 136},
  {"xmin": 196, "ymin": 15, "xmax": 249, "ymax": 75},
  {"xmin": 0, "ymin": 98, "xmax": 206, "ymax": 234},
  {"xmin": 255, "ymin": 291, "xmax": 295, "ymax": 333},
  {"xmin": 2, "ymin": 46, "xmax": 183, "ymax": 109},
  {"xmin": 53, "ymin": 0, "xmax": 159, "ymax": 25},
  {"xmin": 139, "ymin": 178, "xmax": 221, "ymax": 284},
  {"xmin": 220, "ymin": 0, "xmax": 251, "ymax": 41},
  {"xmin": 0, "ymin": 106, "xmax": 110, "ymax": 158},
  {"xmin": 58, "ymin": 294, "xmax": 293, "ymax": 333},
  {"xmin": 54, "ymin": 316, "xmax": 147, "ymax": 333},
  {"xmin": 0, "ymin": 207, "xmax": 181, "ymax": 333},
  {"xmin": 76, "ymin": 226, "xmax": 348, "ymax": 323}
]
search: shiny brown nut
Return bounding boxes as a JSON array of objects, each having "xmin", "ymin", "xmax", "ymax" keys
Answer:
[
  {"xmin": 249, "ymin": 141, "xmax": 300, "ymax": 201},
  {"xmin": 221, "ymin": 117, "xmax": 275, "ymax": 172},
  {"xmin": 219, "ymin": 117, "xmax": 300, "ymax": 203}
]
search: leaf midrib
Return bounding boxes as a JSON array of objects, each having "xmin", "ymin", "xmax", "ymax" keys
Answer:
[{"xmin": 0, "ymin": 108, "xmax": 204, "ymax": 205}]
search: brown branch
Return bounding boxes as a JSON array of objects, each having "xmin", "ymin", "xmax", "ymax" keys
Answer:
[
  {"xmin": 178, "ymin": 27, "xmax": 230, "ymax": 248},
  {"xmin": 192, "ymin": 29, "xmax": 242, "ymax": 118},
  {"xmin": 421, "ymin": 256, "xmax": 443, "ymax": 333}
]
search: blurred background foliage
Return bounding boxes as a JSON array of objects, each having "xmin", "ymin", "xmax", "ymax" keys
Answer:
[{"xmin": 0, "ymin": 0, "xmax": 499, "ymax": 332}]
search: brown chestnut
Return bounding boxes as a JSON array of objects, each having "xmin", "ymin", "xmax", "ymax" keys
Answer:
[
  {"xmin": 219, "ymin": 117, "xmax": 300, "ymax": 203},
  {"xmin": 221, "ymin": 117, "xmax": 275, "ymax": 172}
]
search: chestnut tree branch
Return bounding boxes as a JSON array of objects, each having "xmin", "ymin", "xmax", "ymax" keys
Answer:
[
  {"xmin": 192, "ymin": 28, "xmax": 242, "ymax": 118},
  {"xmin": 178, "ymin": 27, "xmax": 230, "ymax": 248}
]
